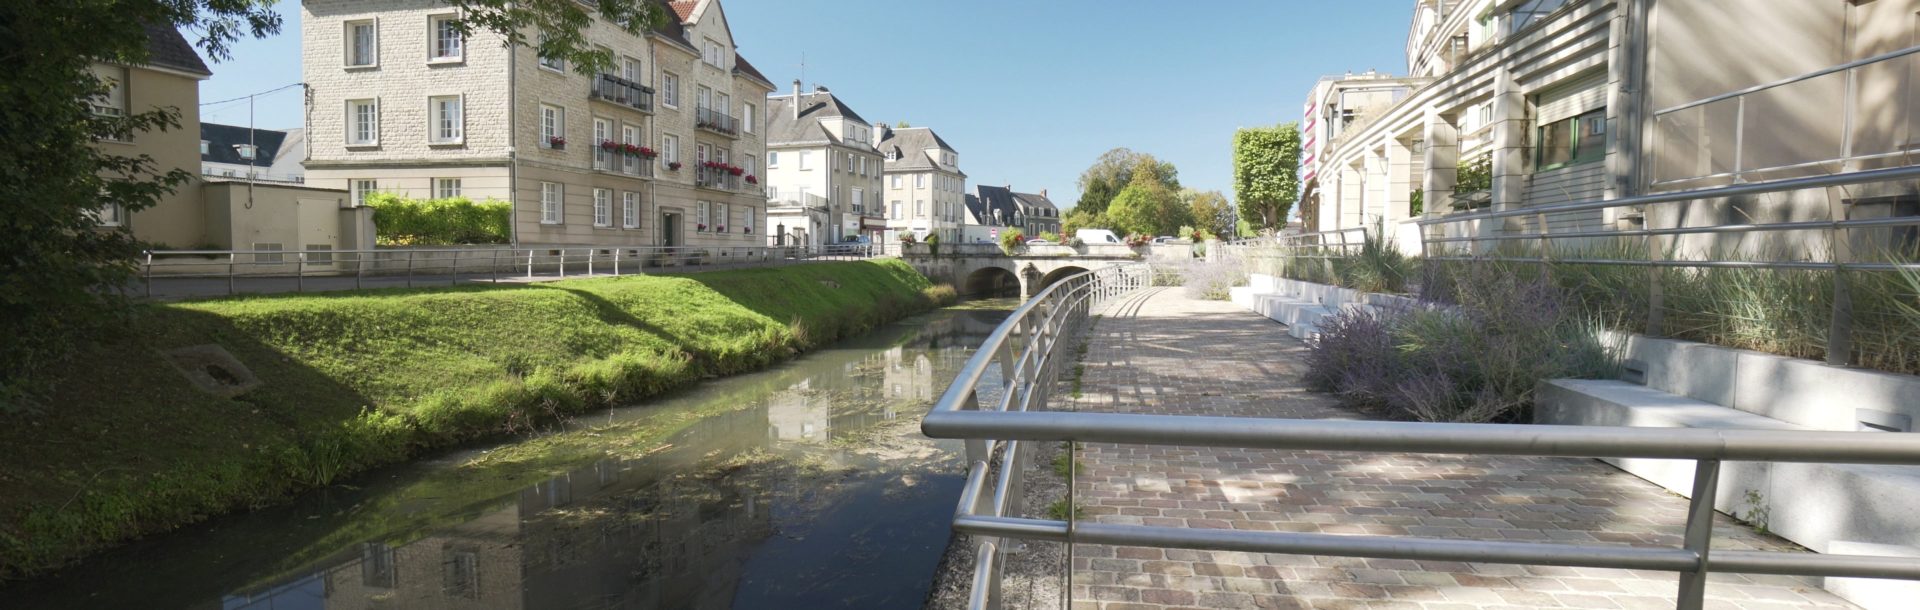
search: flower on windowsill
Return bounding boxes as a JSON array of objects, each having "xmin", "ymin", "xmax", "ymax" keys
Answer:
[
  {"xmin": 744, "ymin": 227, "xmax": 752, "ymax": 234},
  {"xmin": 548, "ymin": 136, "xmax": 567, "ymax": 149},
  {"xmin": 744, "ymin": 175, "xmax": 758, "ymax": 185},
  {"xmin": 638, "ymin": 146, "xmax": 658, "ymax": 158},
  {"xmin": 726, "ymin": 165, "xmax": 744, "ymax": 176},
  {"xmin": 697, "ymin": 223, "xmax": 707, "ymax": 231},
  {"xmin": 600, "ymin": 140, "xmax": 621, "ymax": 151},
  {"xmin": 716, "ymin": 225, "xmax": 726, "ymax": 233},
  {"xmin": 667, "ymin": 161, "xmax": 682, "ymax": 171}
]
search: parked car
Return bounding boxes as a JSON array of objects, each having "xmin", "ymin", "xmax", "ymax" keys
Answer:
[
  {"xmin": 1026, "ymin": 238, "xmax": 1053, "ymax": 245},
  {"xmin": 1152, "ymin": 236, "xmax": 1180, "ymax": 244},
  {"xmin": 1075, "ymin": 229, "xmax": 1122, "ymax": 244}
]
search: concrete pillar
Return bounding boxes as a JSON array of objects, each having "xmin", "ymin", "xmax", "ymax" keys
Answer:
[
  {"xmin": 1487, "ymin": 68, "xmax": 1530, "ymax": 249},
  {"xmin": 1337, "ymin": 164, "xmax": 1364, "ymax": 233},
  {"xmin": 1385, "ymin": 138, "xmax": 1415, "ymax": 225},
  {"xmin": 1422, "ymin": 108, "xmax": 1461, "ymax": 212}
]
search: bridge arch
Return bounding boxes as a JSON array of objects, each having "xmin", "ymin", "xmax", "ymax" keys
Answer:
[
  {"xmin": 963, "ymin": 266, "xmax": 1021, "ymax": 297},
  {"xmin": 1035, "ymin": 265, "xmax": 1091, "ymax": 294}
]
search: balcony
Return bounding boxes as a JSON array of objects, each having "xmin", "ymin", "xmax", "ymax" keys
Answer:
[
  {"xmin": 590, "ymin": 74, "xmax": 653, "ymax": 113},
  {"xmin": 695, "ymin": 164, "xmax": 740, "ymax": 191},
  {"xmin": 695, "ymin": 107, "xmax": 738, "ymax": 138}
]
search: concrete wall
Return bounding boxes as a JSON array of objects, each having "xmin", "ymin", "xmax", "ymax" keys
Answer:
[{"xmin": 200, "ymin": 181, "xmax": 368, "ymax": 253}]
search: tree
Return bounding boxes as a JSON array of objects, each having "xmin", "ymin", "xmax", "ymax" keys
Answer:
[
  {"xmin": 1106, "ymin": 161, "xmax": 1191, "ymax": 236},
  {"xmin": 2, "ymin": 0, "xmax": 663, "ymax": 410},
  {"xmin": 1232, "ymin": 124, "xmax": 1301, "ymax": 231},
  {"xmin": 896, "ymin": 121, "xmax": 911, "ymax": 128},
  {"xmin": 1074, "ymin": 148, "xmax": 1180, "ymax": 215},
  {"xmin": 1060, "ymin": 208, "xmax": 1110, "ymax": 236},
  {"xmin": 1182, "ymin": 189, "xmax": 1234, "ymax": 238}
]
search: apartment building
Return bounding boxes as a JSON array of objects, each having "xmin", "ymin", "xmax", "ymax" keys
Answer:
[
  {"xmin": 1304, "ymin": 0, "xmax": 1920, "ymax": 255},
  {"xmin": 1297, "ymin": 72, "xmax": 1425, "ymax": 234},
  {"xmin": 969, "ymin": 185, "xmax": 1061, "ymax": 239},
  {"xmin": 763, "ymin": 83, "xmax": 886, "ymax": 247},
  {"xmin": 301, "ymin": 0, "xmax": 777, "ymax": 249},
  {"xmin": 201, "ymin": 124, "xmax": 307, "ymax": 183},
  {"xmin": 876, "ymin": 125, "xmax": 967, "ymax": 243}
]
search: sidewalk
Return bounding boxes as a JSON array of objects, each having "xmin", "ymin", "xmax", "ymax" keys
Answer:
[{"xmin": 1062, "ymin": 288, "xmax": 1853, "ymax": 610}]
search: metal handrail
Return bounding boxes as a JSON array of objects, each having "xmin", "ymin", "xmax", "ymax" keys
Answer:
[
  {"xmin": 924, "ymin": 369, "xmax": 1920, "ymax": 610},
  {"xmin": 137, "ymin": 244, "xmax": 883, "ymax": 298},
  {"xmin": 923, "ymin": 262, "xmax": 1153, "ymax": 610}
]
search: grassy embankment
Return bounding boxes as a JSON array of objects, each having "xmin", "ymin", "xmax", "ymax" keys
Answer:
[{"xmin": 0, "ymin": 259, "xmax": 955, "ymax": 580}]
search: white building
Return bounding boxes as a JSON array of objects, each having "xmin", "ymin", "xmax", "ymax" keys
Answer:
[
  {"xmin": 875, "ymin": 125, "xmax": 966, "ymax": 243},
  {"xmin": 763, "ymin": 83, "xmax": 885, "ymax": 248},
  {"xmin": 200, "ymin": 123, "xmax": 307, "ymax": 183}
]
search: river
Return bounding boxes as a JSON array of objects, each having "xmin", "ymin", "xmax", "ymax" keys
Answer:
[{"xmin": 0, "ymin": 301, "xmax": 1016, "ymax": 610}]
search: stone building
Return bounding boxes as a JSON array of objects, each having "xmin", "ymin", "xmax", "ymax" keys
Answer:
[
  {"xmin": 1303, "ymin": 0, "xmax": 1920, "ymax": 256},
  {"xmin": 875, "ymin": 124, "xmax": 967, "ymax": 244},
  {"xmin": 763, "ymin": 83, "xmax": 886, "ymax": 247},
  {"xmin": 969, "ymin": 185, "xmax": 1062, "ymax": 240},
  {"xmin": 300, "ymin": 0, "xmax": 777, "ymax": 249}
]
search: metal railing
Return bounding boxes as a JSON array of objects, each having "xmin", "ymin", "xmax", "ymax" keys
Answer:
[
  {"xmin": 919, "ymin": 263, "xmax": 1153, "ymax": 610},
  {"xmin": 1417, "ymin": 163, "xmax": 1920, "ymax": 365},
  {"xmin": 922, "ymin": 262, "xmax": 1920, "ymax": 610},
  {"xmin": 1650, "ymin": 44, "xmax": 1920, "ymax": 190},
  {"xmin": 590, "ymin": 74, "xmax": 654, "ymax": 113},
  {"xmin": 694, "ymin": 164, "xmax": 740, "ymax": 191},
  {"xmin": 137, "ymin": 244, "xmax": 882, "ymax": 299},
  {"xmin": 694, "ymin": 107, "xmax": 738, "ymax": 137}
]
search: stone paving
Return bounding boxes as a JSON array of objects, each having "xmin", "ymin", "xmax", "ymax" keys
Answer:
[{"xmin": 1061, "ymin": 288, "xmax": 1855, "ymax": 610}]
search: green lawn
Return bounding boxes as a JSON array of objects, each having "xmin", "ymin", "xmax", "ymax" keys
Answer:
[{"xmin": 0, "ymin": 259, "xmax": 954, "ymax": 580}]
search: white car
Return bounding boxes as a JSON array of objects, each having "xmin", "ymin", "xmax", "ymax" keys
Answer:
[
  {"xmin": 1076, "ymin": 229, "xmax": 1122, "ymax": 244},
  {"xmin": 1026, "ymin": 238, "xmax": 1053, "ymax": 245}
]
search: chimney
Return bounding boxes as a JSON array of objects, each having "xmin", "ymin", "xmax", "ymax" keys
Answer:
[
  {"xmin": 791, "ymin": 79, "xmax": 801, "ymax": 119},
  {"xmin": 1041, "ymin": 188, "xmax": 1048, "ymax": 199},
  {"xmin": 872, "ymin": 121, "xmax": 887, "ymax": 147}
]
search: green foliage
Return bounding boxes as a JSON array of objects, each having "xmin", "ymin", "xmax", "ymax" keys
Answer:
[
  {"xmin": 1037, "ymin": 231, "xmax": 1061, "ymax": 243},
  {"xmin": 1, "ymin": 2, "xmax": 282, "ymax": 412},
  {"xmin": 998, "ymin": 228, "xmax": 1026, "ymax": 255},
  {"xmin": 1232, "ymin": 124, "xmax": 1301, "ymax": 231},
  {"xmin": 0, "ymin": 260, "xmax": 952, "ymax": 578},
  {"xmin": 896, "ymin": 120, "xmax": 911, "ymax": 128},
  {"xmin": 1061, "ymin": 208, "xmax": 1110, "ymax": 236},
  {"xmin": 365, "ymin": 194, "xmax": 512, "ymax": 245},
  {"xmin": 1107, "ymin": 161, "xmax": 1193, "ymax": 236},
  {"xmin": 923, "ymin": 231, "xmax": 939, "ymax": 255},
  {"xmin": 1409, "ymin": 188, "xmax": 1424, "ymax": 216},
  {"xmin": 1183, "ymin": 189, "xmax": 1235, "ymax": 238},
  {"xmin": 1074, "ymin": 148, "xmax": 1180, "ymax": 215},
  {"xmin": 1451, "ymin": 153, "xmax": 1494, "ymax": 210}
]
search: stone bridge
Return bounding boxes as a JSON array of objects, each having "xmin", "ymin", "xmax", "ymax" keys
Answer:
[{"xmin": 899, "ymin": 242, "xmax": 1202, "ymax": 297}]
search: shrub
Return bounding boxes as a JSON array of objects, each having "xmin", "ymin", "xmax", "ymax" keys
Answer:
[
  {"xmin": 366, "ymin": 194, "xmax": 512, "ymax": 246},
  {"xmin": 1180, "ymin": 258, "xmax": 1247, "ymax": 300},
  {"xmin": 1037, "ymin": 231, "xmax": 1061, "ymax": 243},
  {"xmin": 998, "ymin": 229, "xmax": 1026, "ymax": 255}
]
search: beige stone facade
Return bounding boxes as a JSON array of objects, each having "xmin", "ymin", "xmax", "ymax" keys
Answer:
[
  {"xmin": 90, "ymin": 58, "xmax": 208, "ymax": 248},
  {"xmin": 302, "ymin": 0, "xmax": 776, "ymax": 249},
  {"xmin": 876, "ymin": 125, "xmax": 967, "ymax": 244}
]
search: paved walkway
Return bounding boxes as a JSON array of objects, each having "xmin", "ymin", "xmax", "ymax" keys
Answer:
[{"xmin": 1062, "ymin": 288, "xmax": 1854, "ymax": 610}]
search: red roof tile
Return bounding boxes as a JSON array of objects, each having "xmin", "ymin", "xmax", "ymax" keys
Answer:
[{"xmin": 668, "ymin": 1, "xmax": 698, "ymax": 22}]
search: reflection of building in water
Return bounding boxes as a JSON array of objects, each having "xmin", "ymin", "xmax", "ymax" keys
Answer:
[
  {"xmin": 225, "ymin": 407, "xmax": 775, "ymax": 610},
  {"xmin": 767, "ymin": 378, "xmax": 828, "ymax": 442}
]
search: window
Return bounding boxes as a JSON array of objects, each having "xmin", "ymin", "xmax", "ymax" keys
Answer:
[
  {"xmin": 361, "ymin": 543, "xmax": 396, "ymax": 589},
  {"xmin": 742, "ymin": 102, "xmax": 755, "ymax": 133},
  {"xmin": 916, "ymin": 200, "xmax": 926, "ymax": 216},
  {"xmin": 429, "ymin": 14, "xmax": 462, "ymax": 61},
  {"xmin": 96, "ymin": 202, "xmax": 125, "ymax": 227},
  {"xmin": 743, "ymin": 154, "xmax": 757, "ymax": 177},
  {"xmin": 886, "ymin": 150, "xmax": 898, "ymax": 161},
  {"xmin": 715, "ymin": 203, "xmax": 729, "ymax": 231},
  {"xmin": 892, "ymin": 201, "xmax": 902, "ymax": 218},
  {"xmin": 592, "ymin": 117, "xmax": 613, "ymax": 169},
  {"xmin": 768, "ymin": 186, "xmax": 779, "ymax": 199},
  {"xmin": 697, "ymin": 201, "xmax": 711, "ymax": 230},
  {"xmin": 621, "ymin": 56, "xmax": 643, "ymax": 82},
  {"xmin": 622, "ymin": 192, "xmax": 640, "ymax": 228},
  {"xmin": 541, "ymin": 182, "xmax": 563, "ymax": 224},
  {"xmin": 305, "ymin": 245, "xmax": 335, "ymax": 265},
  {"xmin": 622, "ymin": 124, "xmax": 643, "ymax": 174},
  {"xmin": 593, "ymin": 188, "xmax": 611, "ymax": 227},
  {"xmin": 703, "ymin": 39, "xmax": 724, "ymax": 68},
  {"xmin": 846, "ymin": 153, "xmax": 854, "ymax": 173},
  {"xmin": 851, "ymin": 187, "xmax": 864, "ymax": 213},
  {"xmin": 346, "ymin": 20, "xmax": 378, "ymax": 67},
  {"xmin": 253, "ymin": 243, "xmax": 284, "ymax": 264},
  {"xmin": 718, "ymin": 93, "xmax": 730, "ymax": 118},
  {"xmin": 661, "ymin": 72, "xmax": 679, "ymax": 107},
  {"xmin": 540, "ymin": 105, "xmax": 564, "ymax": 148},
  {"xmin": 915, "ymin": 174, "xmax": 926, "ymax": 189},
  {"xmin": 435, "ymin": 178, "xmax": 461, "ymax": 199},
  {"xmin": 537, "ymin": 33, "xmax": 563, "ymax": 71},
  {"xmin": 858, "ymin": 156, "xmax": 866, "ymax": 176},
  {"xmin": 891, "ymin": 175, "xmax": 901, "ymax": 188},
  {"xmin": 662, "ymin": 134, "xmax": 679, "ymax": 163},
  {"xmin": 696, "ymin": 86, "xmax": 711, "ymax": 112},
  {"xmin": 743, "ymin": 206, "xmax": 754, "ymax": 233},
  {"xmin": 768, "ymin": 151, "xmax": 779, "ymax": 167},
  {"xmin": 1536, "ymin": 108, "xmax": 1606, "ymax": 171},
  {"xmin": 347, "ymin": 99, "xmax": 379, "ymax": 146},
  {"xmin": 352, "ymin": 180, "xmax": 378, "ymax": 205},
  {"xmin": 199, "ymin": 140, "xmax": 209, "ymax": 154},
  {"xmin": 429, "ymin": 95, "xmax": 463, "ymax": 144},
  {"xmin": 799, "ymin": 151, "xmax": 813, "ymax": 170}
]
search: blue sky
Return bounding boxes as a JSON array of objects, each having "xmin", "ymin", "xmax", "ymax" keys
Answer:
[{"xmin": 199, "ymin": 1, "xmax": 1412, "ymax": 209}]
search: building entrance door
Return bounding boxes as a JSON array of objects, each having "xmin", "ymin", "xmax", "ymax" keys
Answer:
[{"xmin": 661, "ymin": 212, "xmax": 681, "ymax": 247}]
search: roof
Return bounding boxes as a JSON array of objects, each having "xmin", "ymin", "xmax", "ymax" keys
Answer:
[
  {"xmin": 1012, "ymin": 191, "xmax": 1059, "ymax": 212},
  {"xmin": 645, "ymin": 0, "xmax": 696, "ymax": 51},
  {"xmin": 667, "ymin": 0, "xmax": 699, "ymax": 21},
  {"xmin": 975, "ymin": 185, "xmax": 1019, "ymax": 226},
  {"xmin": 964, "ymin": 194, "xmax": 990, "ymax": 225},
  {"xmin": 142, "ymin": 24, "xmax": 211, "ymax": 76},
  {"xmin": 766, "ymin": 90, "xmax": 873, "ymax": 145},
  {"xmin": 877, "ymin": 126, "xmax": 960, "ymax": 173},
  {"xmin": 200, "ymin": 123, "xmax": 290, "ymax": 167},
  {"xmin": 733, "ymin": 55, "xmax": 774, "ymax": 89}
]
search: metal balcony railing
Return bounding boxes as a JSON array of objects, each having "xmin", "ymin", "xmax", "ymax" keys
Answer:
[
  {"xmin": 590, "ymin": 74, "xmax": 653, "ymax": 113},
  {"xmin": 920, "ymin": 259, "xmax": 1920, "ymax": 610},
  {"xmin": 694, "ymin": 164, "xmax": 739, "ymax": 191},
  {"xmin": 695, "ymin": 107, "xmax": 738, "ymax": 137}
]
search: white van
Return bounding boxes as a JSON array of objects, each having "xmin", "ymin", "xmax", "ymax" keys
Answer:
[{"xmin": 1075, "ymin": 229, "xmax": 1122, "ymax": 244}]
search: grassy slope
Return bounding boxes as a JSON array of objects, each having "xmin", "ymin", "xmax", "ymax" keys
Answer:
[{"xmin": 0, "ymin": 259, "xmax": 953, "ymax": 579}]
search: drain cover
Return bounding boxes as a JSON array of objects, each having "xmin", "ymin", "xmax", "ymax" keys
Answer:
[{"xmin": 163, "ymin": 344, "xmax": 261, "ymax": 398}]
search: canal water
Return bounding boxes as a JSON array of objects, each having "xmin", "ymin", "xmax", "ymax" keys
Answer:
[{"xmin": 0, "ymin": 301, "xmax": 1016, "ymax": 610}]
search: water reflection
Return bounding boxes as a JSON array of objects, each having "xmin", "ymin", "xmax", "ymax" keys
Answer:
[{"xmin": 2, "ymin": 302, "xmax": 1014, "ymax": 610}]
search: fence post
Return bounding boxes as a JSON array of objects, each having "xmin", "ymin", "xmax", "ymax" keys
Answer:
[
  {"xmin": 559, "ymin": 250, "xmax": 566, "ymax": 278},
  {"xmin": 588, "ymin": 248, "xmax": 595, "ymax": 277},
  {"xmin": 614, "ymin": 247, "xmax": 621, "ymax": 276},
  {"xmin": 1826, "ymin": 189, "xmax": 1856, "ymax": 366},
  {"xmin": 492, "ymin": 248, "xmax": 501, "ymax": 283},
  {"xmin": 297, "ymin": 252, "xmax": 306, "ymax": 293},
  {"xmin": 527, "ymin": 250, "xmax": 534, "ymax": 278},
  {"xmin": 406, "ymin": 250, "xmax": 415, "ymax": 288},
  {"xmin": 143, "ymin": 251, "xmax": 153, "ymax": 299},
  {"xmin": 1674, "ymin": 459, "xmax": 1721, "ymax": 610},
  {"xmin": 228, "ymin": 253, "xmax": 236, "ymax": 295},
  {"xmin": 451, "ymin": 250, "xmax": 460, "ymax": 286},
  {"xmin": 356, "ymin": 251, "xmax": 364, "ymax": 290}
]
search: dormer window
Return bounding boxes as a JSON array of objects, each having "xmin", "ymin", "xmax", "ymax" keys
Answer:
[{"xmin": 234, "ymin": 144, "xmax": 257, "ymax": 160}]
